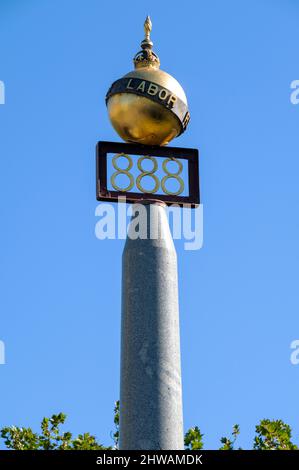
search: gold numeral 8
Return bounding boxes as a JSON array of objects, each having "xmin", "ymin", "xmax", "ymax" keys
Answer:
[
  {"xmin": 136, "ymin": 156, "xmax": 160, "ymax": 194},
  {"xmin": 161, "ymin": 158, "xmax": 184, "ymax": 195},
  {"xmin": 111, "ymin": 153, "xmax": 134, "ymax": 192}
]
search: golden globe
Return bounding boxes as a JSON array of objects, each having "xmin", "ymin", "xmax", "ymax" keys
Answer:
[{"xmin": 106, "ymin": 17, "xmax": 190, "ymax": 146}]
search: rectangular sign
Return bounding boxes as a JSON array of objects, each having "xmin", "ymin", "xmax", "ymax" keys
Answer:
[{"xmin": 96, "ymin": 141, "xmax": 200, "ymax": 207}]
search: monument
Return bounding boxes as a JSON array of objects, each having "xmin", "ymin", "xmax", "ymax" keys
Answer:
[{"xmin": 97, "ymin": 17, "xmax": 200, "ymax": 449}]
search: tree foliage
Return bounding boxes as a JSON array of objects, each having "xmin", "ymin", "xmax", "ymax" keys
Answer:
[
  {"xmin": 1, "ymin": 406, "xmax": 298, "ymax": 450},
  {"xmin": 184, "ymin": 426, "xmax": 204, "ymax": 450},
  {"xmin": 253, "ymin": 420, "xmax": 297, "ymax": 450},
  {"xmin": 1, "ymin": 413, "xmax": 108, "ymax": 450},
  {"xmin": 219, "ymin": 424, "xmax": 240, "ymax": 450}
]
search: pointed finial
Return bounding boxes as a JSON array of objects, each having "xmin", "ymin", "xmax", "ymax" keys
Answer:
[
  {"xmin": 133, "ymin": 16, "xmax": 160, "ymax": 69},
  {"xmin": 143, "ymin": 15, "xmax": 152, "ymax": 45}
]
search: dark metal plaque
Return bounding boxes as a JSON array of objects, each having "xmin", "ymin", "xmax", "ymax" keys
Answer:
[{"xmin": 96, "ymin": 141, "xmax": 200, "ymax": 207}]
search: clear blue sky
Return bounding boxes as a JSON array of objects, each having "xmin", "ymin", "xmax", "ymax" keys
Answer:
[{"xmin": 0, "ymin": 0, "xmax": 299, "ymax": 450}]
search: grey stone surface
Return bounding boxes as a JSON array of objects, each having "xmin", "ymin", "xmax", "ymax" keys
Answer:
[{"xmin": 119, "ymin": 203, "xmax": 184, "ymax": 450}]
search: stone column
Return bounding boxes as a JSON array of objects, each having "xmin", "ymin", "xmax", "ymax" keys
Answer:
[{"xmin": 119, "ymin": 202, "xmax": 184, "ymax": 450}]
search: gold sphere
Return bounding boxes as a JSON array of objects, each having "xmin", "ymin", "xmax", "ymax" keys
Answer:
[{"xmin": 106, "ymin": 17, "xmax": 190, "ymax": 146}]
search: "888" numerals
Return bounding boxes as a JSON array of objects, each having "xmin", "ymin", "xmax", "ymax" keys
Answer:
[{"xmin": 111, "ymin": 154, "xmax": 185, "ymax": 196}]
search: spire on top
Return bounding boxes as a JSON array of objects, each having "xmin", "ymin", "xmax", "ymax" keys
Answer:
[{"xmin": 133, "ymin": 16, "xmax": 160, "ymax": 69}]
